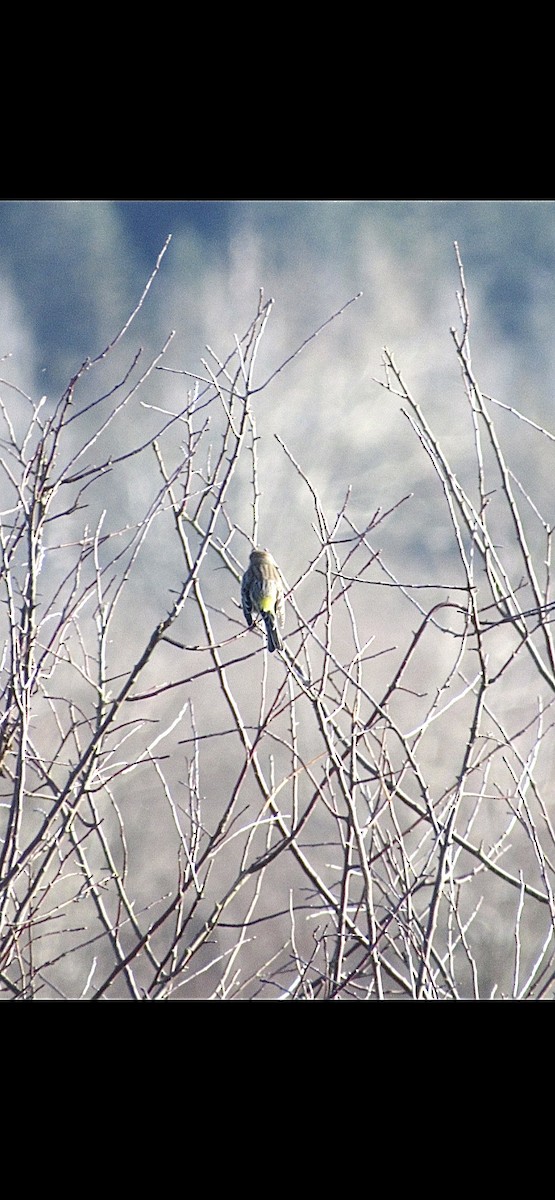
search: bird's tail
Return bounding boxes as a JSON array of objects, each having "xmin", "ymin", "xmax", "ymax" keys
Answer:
[{"xmin": 263, "ymin": 612, "xmax": 283, "ymax": 653}]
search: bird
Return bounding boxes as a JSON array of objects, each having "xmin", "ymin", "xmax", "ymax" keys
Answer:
[{"xmin": 241, "ymin": 547, "xmax": 285, "ymax": 653}]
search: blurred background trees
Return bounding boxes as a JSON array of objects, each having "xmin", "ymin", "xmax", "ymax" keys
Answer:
[{"xmin": 1, "ymin": 200, "xmax": 555, "ymax": 999}]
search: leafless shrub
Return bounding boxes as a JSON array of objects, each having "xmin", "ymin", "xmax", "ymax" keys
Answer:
[{"xmin": 1, "ymin": 241, "xmax": 554, "ymax": 1000}]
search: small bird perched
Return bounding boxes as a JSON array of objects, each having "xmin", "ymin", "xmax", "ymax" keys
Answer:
[{"xmin": 241, "ymin": 547, "xmax": 285, "ymax": 653}]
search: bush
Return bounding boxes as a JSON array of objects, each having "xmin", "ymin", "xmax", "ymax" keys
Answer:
[{"xmin": 1, "ymin": 244, "xmax": 554, "ymax": 1000}]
